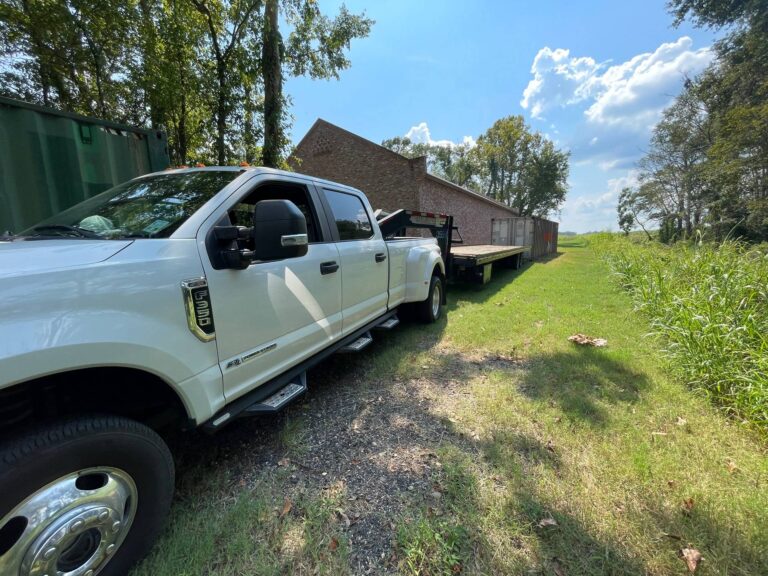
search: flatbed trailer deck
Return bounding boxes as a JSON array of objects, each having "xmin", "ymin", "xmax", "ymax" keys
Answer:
[
  {"xmin": 377, "ymin": 209, "xmax": 529, "ymax": 284},
  {"xmin": 450, "ymin": 244, "xmax": 528, "ymax": 283}
]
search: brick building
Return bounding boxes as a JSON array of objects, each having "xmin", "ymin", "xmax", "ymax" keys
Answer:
[{"xmin": 290, "ymin": 119, "xmax": 521, "ymax": 246}]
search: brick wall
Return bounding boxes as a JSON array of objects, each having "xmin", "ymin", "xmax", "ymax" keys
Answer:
[
  {"xmin": 418, "ymin": 176, "xmax": 519, "ymax": 245},
  {"xmin": 290, "ymin": 120, "xmax": 420, "ymax": 213},
  {"xmin": 291, "ymin": 120, "xmax": 522, "ymax": 246}
]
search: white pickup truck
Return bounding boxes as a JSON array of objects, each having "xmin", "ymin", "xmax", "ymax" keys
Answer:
[{"xmin": 0, "ymin": 167, "xmax": 445, "ymax": 576}]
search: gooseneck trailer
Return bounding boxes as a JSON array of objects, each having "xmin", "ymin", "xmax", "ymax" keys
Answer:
[{"xmin": 377, "ymin": 209, "xmax": 528, "ymax": 284}]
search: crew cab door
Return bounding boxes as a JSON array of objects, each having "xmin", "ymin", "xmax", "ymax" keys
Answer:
[
  {"xmin": 199, "ymin": 175, "xmax": 342, "ymax": 401},
  {"xmin": 320, "ymin": 188, "xmax": 388, "ymax": 335}
]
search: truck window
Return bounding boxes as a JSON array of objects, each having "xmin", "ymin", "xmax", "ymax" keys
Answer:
[
  {"xmin": 324, "ymin": 190, "xmax": 373, "ymax": 241},
  {"xmin": 231, "ymin": 182, "xmax": 322, "ymax": 243},
  {"xmin": 20, "ymin": 171, "xmax": 240, "ymax": 239}
]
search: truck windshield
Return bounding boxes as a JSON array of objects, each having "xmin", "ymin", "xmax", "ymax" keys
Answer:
[{"xmin": 19, "ymin": 171, "xmax": 241, "ymax": 239}]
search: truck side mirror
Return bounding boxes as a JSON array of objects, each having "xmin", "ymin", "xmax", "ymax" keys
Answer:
[{"xmin": 251, "ymin": 199, "xmax": 309, "ymax": 261}]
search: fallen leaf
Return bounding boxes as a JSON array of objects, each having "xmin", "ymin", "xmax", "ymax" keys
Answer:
[
  {"xmin": 568, "ymin": 333, "xmax": 607, "ymax": 347},
  {"xmin": 278, "ymin": 457, "xmax": 290, "ymax": 467},
  {"xmin": 329, "ymin": 537, "xmax": 339, "ymax": 551},
  {"xmin": 280, "ymin": 498, "xmax": 292, "ymax": 518},
  {"xmin": 681, "ymin": 498, "xmax": 694, "ymax": 516},
  {"xmin": 676, "ymin": 416, "xmax": 688, "ymax": 426},
  {"xmin": 679, "ymin": 547, "xmax": 702, "ymax": 572},
  {"xmin": 537, "ymin": 517, "xmax": 558, "ymax": 528},
  {"xmin": 726, "ymin": 459, "xmax": 738, "ymax": 473}
]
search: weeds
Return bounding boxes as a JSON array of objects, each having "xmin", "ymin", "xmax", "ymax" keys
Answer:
[
  {"xmin": 590, "ymin": 233, "xmax": 768, "ymax": 430},
  {"xmin": 396, "ymin": 447, "xmax": 476, "ymax": 575}
]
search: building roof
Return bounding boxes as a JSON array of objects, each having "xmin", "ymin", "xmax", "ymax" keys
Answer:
[{"xmin": 293, "ymin": 119, "xmax": 519, "ymax": 216}]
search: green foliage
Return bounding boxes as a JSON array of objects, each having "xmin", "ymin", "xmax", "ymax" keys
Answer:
[
  {"xmin": 628, "ymin": 1, "xmax": 768, "ymax": 241},
  {"xmin": 0, "ymin": 0, "xmax": 372, "ymax": 166},
  {"xmin": 617, "ymin": 188, "xmax": 635, "ymax": 235},
  {"xmin": 592, "ymin": 234, "xmax": 768, "ymax": 429},
  {"xmin": 396, "ymin": 516, "xmax": 468, "ymax": 576},
  {"xmin": 382, "ymin": 116, "xmax": 569, "ymax": 217},
  {"xmin": 475, "ymin": 116, "xmax": 569, "ymax": 216}
]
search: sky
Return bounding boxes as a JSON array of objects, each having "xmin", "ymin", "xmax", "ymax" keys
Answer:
[{"xmin": 285, "ymin": 0, "xmax": 718, "ymax": 233}]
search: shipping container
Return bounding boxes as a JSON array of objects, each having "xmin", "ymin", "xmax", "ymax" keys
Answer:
[
  {"xmin": 0, "ymin": 96, "xmax": 169, "ymax": 234},
  {"xmin": 491, "ymin": 216, "xmax": 559, "ymax": 258}
]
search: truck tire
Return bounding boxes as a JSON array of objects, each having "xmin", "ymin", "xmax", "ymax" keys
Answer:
[
  {"xmin": 0, "ymin": 415, "xmax": 174, "ymax": 576},
  {"xmin": 416, "ymin": 274, "xmax": 444, "ymax": 323}
]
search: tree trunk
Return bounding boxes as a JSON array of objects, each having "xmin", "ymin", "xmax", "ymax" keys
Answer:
[
  {"xmin": 262, "ymin": 0, "xmax": 282, "ymax": 168},
  {"xmin": 215, "ymin": 60, "xmax": 227, "ymax": 164},
  {"xmin": 243, "ymin": 82, "xmax": 255, "ymax": 164},
  {"xmin": 178, "ymin": 89, "xmax": 188, "ymax": 164}
]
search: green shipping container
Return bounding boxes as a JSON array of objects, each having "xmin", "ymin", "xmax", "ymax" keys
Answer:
[{"xmin": 0, "ymin": 96, "xmax": 169, "ymax": 234}]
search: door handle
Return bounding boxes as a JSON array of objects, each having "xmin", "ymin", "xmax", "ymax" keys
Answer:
[
  {"xmin": 320, "ymin": 261, "xmax": 339, "ymax": 275},
  {"xmin": 375, "ymin": 252, "xmax": 387, "ymax": 263}
]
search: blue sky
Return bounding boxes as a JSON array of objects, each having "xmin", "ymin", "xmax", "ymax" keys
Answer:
[{"xmin": 285, "ymin": 0, "xmax": 717, "ymax": 233}]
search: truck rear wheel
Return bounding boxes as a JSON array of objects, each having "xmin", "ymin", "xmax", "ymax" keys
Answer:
[
  {"xmin": 416, "ymin": 274, "xmax": 444, "ymax": 323},
  {"xmin": 0, "ymin": 415, "xmax": 174, "ymax": 576}
]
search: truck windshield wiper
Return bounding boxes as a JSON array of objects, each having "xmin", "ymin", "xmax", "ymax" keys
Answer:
[{"xmin": 29, "ymin": 224, "xmax": 103, "ymax": 239}]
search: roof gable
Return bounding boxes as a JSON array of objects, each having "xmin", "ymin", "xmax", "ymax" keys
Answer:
[{"xmin": 292, "ymin": 119, "xmax": 518, "ymax": 216}]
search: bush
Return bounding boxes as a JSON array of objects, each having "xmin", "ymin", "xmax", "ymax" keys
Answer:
[{"xmin": 589, "ymin": 234, "xmax": 768, "ymax": 430}]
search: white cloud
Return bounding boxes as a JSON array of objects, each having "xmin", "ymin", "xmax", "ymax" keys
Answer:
[
  {"xmin": 405, "ymin": 122, "xmax": 476, "ymax": 148},
  {"xmin": 521, "ymin": 47, "xmax": 599, "ymax": 119},
  {"xmin": 557, "ymin": 170, "xmax": 639, "ymax": 232},
  {"xmin": 520, "ymin": 37, "xmax": 713, "ymax": 130}
]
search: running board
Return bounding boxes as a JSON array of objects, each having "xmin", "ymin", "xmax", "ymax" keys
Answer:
[
  {"xmin": 243, "ymin": 372, "xmax": 307, "ymax": 415},
  {"xmin": 339, "ymin": 332, "xmax": 373, "ymax": 353},
  {"xmin": 374, "ymin": 316, "xmax": 400, "ymax": 330}
]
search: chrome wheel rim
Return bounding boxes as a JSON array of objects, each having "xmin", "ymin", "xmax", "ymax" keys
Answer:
[
  {"xmin": 432, "ymin": 281, "xmax": 441, "ymax": 319},
  {"xmin": 0, "ymin": 468, "xmax": 138, "ymax": 576}
]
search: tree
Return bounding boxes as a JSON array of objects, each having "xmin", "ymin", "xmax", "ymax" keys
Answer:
[
  {"xmin": 261, "ymin": 1, "xmax": 373, "ymax": 166},
  {"xmin": 617, "ymin": 187, "xmax": 654, "ymax": 239},
  {"xmin": 474, "ymin": 116, "xmax": 568, "ymax": 216},
  {"xmin": 0, "ymin": 0, "xmax": 138, "ymax": 119},
  {"xmin": 666, "ymin": 0, "xmax": 768, "ymax": 241},
  {"xmin": 191, "ymin": 0, "xmax": 261, "ymax": 165},
  {"xmin": 380, "ymin": 136, "xmax": 479, "ymax": 187},
  {"xmin": 383, "ymin": 116, "xmax": 569, "ymax": 217},
  {"xmin": 0, "ymin": 0, "xmax": 372, "ymax": 168},
  {"xmin": 636, "ymin": 84, "xmax": 712, "ymax": 240}
]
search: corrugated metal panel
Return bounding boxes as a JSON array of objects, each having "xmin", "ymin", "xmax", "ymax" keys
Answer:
[
  {"xmin": 0, "ymin": 96, "xmax": 169, "ymax": 233},
  {"xmin": 491, "ymin": 215, "xmax": 558, "ymax": 259}
]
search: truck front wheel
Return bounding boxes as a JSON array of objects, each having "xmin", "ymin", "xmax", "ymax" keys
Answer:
[
  {"xmin": 416, "ymin": 274, "xmax": 444, "ymax": 323},
  {"xmin": 0, "ymin": 415, "xmax": 174, "ymax": 576}
]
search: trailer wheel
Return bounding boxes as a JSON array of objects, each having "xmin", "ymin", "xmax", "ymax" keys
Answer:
[
  {"xmin": 416, "ymin": 274, "xmax": 444, "ymax": 323},
  {"xmin": 0, "ymin": 415, "xmax": 174, "ymax": 576}
]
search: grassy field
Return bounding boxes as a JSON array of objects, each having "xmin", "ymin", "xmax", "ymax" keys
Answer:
[
  {"xmin": 589, "ymin": 233, "xmax": 768, "ymax": 431},
  {"xmin": 132, "ymin": 239, "xmax": 768, "ymax": 575}
]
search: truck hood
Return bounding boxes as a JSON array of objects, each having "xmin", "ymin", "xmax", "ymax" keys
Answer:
[{"xmin": 0, "ymin": 239, "xmax": 132, "ymax": 278}]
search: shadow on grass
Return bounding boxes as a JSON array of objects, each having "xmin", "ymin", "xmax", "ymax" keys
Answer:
[
  {"xmin": 519, "ymin": 347, "xmax": 649, "ymax": 426},
  {"xmin": 148, "ymin": 313, "xmax": 767, "ymax": 576},
  {"xmin": 513, "ymin": 491, "xmax": 647, "ymax": 576}
]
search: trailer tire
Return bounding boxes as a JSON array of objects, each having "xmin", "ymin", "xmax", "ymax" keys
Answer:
[
  {"xmin": 0, "ymin": 415, "xmax": 174, "ymax": 576},
  {"xmin": 416, "ymin": 274, "xmax": 444, "ymax": 323}
]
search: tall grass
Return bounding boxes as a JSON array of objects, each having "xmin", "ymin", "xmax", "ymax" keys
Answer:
[{"xmin": 589, "ymin": 233, "xmax": 768, "ymax": 430}]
